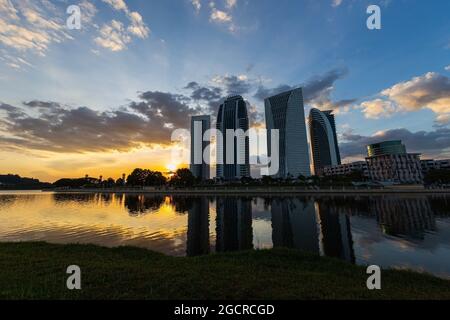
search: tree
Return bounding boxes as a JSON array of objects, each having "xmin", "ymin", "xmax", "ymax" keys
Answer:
[
  {"xmin": 127, "ymin": 168, "xmax": 148, "ymax": 186},
  {"xmin": 262, "ymin": 175, "xmax": 274, "ymax": 185},
  {"xmin": 170, "ymin": 168, "xmax": 195, "ymax": 187},
  {"xmin": 145, "ymin": 171, "xmax": 167, "ymax": 186}
]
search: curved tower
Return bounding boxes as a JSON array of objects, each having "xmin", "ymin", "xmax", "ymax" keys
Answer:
[
  {"xmin": 308, "ymin": 108, "xmax": 341, "ymax": 176},
  {"xmin": 216, "ymin": 95, "xmax": 250, "ymax": 180},
  {"xmin": 264, "ymin": 88, "xmax": 311, "ymax": 178}
]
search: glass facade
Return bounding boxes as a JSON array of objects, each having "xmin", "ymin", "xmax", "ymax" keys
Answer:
[
  {"xmin": 308, "ymin": 108, "xmax": 341, "ymax": 176},
  {"xmin": 367, "ymin": 140, "xmax": 407, "ymax": 157},
  {"xmin": 216, "ymin": 96, "xmax": 250, "ymax": 180},
  {"xmin": 264, "ymin": 88, "xmax": 311, "ymax": 178}
]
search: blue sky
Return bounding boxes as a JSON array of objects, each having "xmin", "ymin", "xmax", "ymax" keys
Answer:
[{"xmin": 0, "ymin": 0, "xmax": 449, "ymax": 180}]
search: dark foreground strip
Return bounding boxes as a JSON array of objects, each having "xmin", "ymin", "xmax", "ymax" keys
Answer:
[{"xmin": 0, "ymin": 300, "xmax": 447, "ymax": 319}]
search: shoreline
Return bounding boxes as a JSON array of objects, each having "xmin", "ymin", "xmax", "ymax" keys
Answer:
[
  {"xmin": 1, "ymin": 242, "xmax": 449, "ymax": 300},
  {"xmin": 41, "ymin": 187, "xmax": 450, "ymax": 195}
]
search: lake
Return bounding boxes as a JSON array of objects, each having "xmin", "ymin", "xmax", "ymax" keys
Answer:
[{"xmin": 1, "ymin": 191, "xmax": 449, "ymax": 279}]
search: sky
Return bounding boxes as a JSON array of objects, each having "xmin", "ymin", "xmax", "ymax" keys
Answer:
[{"xmin": 0, "ymin": 0, "xmax": 449, "ymax": 182}]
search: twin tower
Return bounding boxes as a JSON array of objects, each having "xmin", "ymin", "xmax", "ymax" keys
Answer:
[{"xmin": 190, "ymin": 88, "xmax": 341, "ymax": 180}]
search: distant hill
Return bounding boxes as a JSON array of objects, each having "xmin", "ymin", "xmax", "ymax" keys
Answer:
[{"xmin": 0, "ymin": 174, "xmax": 52, "ymax": 190}]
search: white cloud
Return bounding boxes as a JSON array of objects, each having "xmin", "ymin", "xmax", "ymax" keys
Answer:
[
  {"xmin": 210, "ymin": 8, "xmax": 232, "ymax": 23},
  {"xmin": 0, "ymin": 0, "xmax": 73, "ymax": 59},
  {"xmin": 102, "ymin": 0, "xmax": 128, "ymax": 12},
  {"xmin": 226, "ymin": 0, "xmax": 237, "ymax": 9},
  {"xmin": 436, "ymin": 114, "xmax": 450, "ymax": 125},
  {"xmin": 98, "ymin": 0, "xmax": 150, "ymax": 51},
  {"xmin": 381, "ymin": 72, "xmax": 450, "ymax": 115},
  {"xmin": 359, "ymin": 99, "xmax": 397, "ymax": 119},
  {"xmin": 358, "ymin": 72, "xmax": 450, "ymax": 123},
  {"xmin": 94, "ymin": 20, "xmax": 131, "ymax": 52},
  {"xmin": 191, "ymin": 0, "xmax": 201, "ymax": 13},
  {"xmin": 0, "ymin": 0, "xmax": 19, "ymax": 20},
  {"xmin": 332, "ymin": 0, "xmax": 343, "ymax": 7},
  {"xmin": 445, "ymin": 65, "xmax": 450, "ymax": 71}
]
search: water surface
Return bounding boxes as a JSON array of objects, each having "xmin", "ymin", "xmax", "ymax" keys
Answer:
[{"xmin": 1, "ymin": 191, "xmax": 449, "ymax": 279}]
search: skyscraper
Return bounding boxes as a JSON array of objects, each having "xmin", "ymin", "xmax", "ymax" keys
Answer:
[
  {"xmin": 264, "ymin": 87, "xmax": 311, "ymax": 178},
  {"xmin": 216, "ymin": 96, "xmax": 250, "ymax": 180},
  {"xmin": 308, "ymin": 108, "xmax": 341, "ymax": 175},
  {"xmin": 190, "ymin": 115, "xmax": 211, "ymax": 180}
]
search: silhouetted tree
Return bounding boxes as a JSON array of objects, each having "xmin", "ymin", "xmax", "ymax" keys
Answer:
[{"xmin": 170, "ymin": 168, "xmax": 195, "ymax": 187}]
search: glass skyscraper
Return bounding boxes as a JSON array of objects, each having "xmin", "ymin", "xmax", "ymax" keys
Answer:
[
  {"xmin": 308, "ymin": 108, "xmax": 341, "ymax": 176},
  {"xmin": 264, "ymin": 88, "xmax": 311, "ymax": 178},
  {"xmin": 190, "ymin": 115, "xmax": 211, "ymax": 180},
  {"xmin": 216, "ymin": 96, "xmax": 250, "ymax": 180}
]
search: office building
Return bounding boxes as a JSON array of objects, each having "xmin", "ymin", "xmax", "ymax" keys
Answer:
[
  {"xmin": 216, "ymin": 96, "xmax": 250, "ymax": 180},
  {"xmin": 421, "ymin": 159, "xmax": 450, "ymax": 174},
  {"xmin": 190, "ymin": 115, "xmax": 211, "ymax": 180},
  {"xmin": 264, "ymin": 88, "xmax": 311, "ymax": 178},
  {"xmin": 323, "ymin": 161, "xmax": 370, "ymax": 178},
  {"xmin": 365, "ymin": 140, "xmax": 423, "ymax": 184},
  {"xmin": 308, "ymin": 108, "xmax": 341, "ymax": 175}
]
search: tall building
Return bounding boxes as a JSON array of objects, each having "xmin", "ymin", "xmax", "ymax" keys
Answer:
[
  {"xmin": 366, "ymin": 140, "xmax": 423, "ymax": 184},
  {"xmin": 216, "ymin": 96, "xmax": 250, "ymax": 180},
  {"xmin": 216, "ymin": 197, "xmax": 253, "ymax": 252},
  {"xmin": 187, "ymin": 197, "xmax": 210, "ymax": 256},
  {"xmin": 264, "ymin": 88, "xmax": 311, "ymax": 178},
  {"xmin": 308, "ymin": 108, "xmax": 341, "ymax": 175},
  {"xmin": 190, "ymin": 115, "xmax": 211, "ymax": 180}
]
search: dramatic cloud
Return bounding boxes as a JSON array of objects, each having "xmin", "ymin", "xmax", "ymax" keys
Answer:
[
  {"xmin": 212, "ymin": 74, "xmax": 253, "ymax": 96},
  {"xmin": 340, "ymin": 127, "xmax": 450, "ymax": 160},
  {"xmin": 0, "ymin": 92, "xmax": 198, "ymax": 153},
  {"xmin": 359, "ymin": 99, "xmax": 396, "ymax": 119},
  {"xmin": 254, "ymin": 68, "xmax": 354, "ymax": 113},
  {"xmin": 359, "ymin": 72, "xmax": 450, "ymax": 124}
]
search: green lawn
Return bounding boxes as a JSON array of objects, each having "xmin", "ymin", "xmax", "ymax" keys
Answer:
[{"xmin": 0, "ymin": 242, "xmax": 449, "ymax": 300}]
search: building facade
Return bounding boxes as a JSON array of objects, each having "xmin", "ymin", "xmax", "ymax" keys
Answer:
[
  {"xmin": 367, "ymin": 140, "xmax": 406, "ymax": 157},
  {"xmin": 190, "ymin": 115, "xmax": 211, "ymax": 180},
  {"xmin": 366, "ymin": 141, "xmax": 423, "ymax": 184},
  {"xmin": 323, "ymin": 161, "xmax": 369, "ymax": 178},
  {"xmin": 216, "ymin": 96, "xmax": 250, "ymax": 180},
  {"xmin": 421, "ymin": 159, "xmax": 450, "ymax": 173},
  {"xmin": 308, "ymin": 108, "xmax": 341, "ymax": 175},
  {"xmin": 264, "ymin": 87, "xmax": 311, "ymax": 178}
]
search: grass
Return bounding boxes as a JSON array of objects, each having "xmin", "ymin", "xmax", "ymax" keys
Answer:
[{"xmin": 0, "ymin": 242, "xmax": 449, "ymax": 300}]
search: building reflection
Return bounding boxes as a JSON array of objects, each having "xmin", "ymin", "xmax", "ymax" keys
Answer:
[
  {"xmin": 270, "ymin": 198, "xmax": 355, "ymax": 263},
  {"xmin": 186, "ymin": 197, "xmax": 210, "ymax": 256},
  {"xmin": 216, "ymin": 197, "xmax": 253, "ymax": 252},
  {"xmin": 271, "ymin": 198, "xmax": 320, "ymax": 254},
  {"xmin": 315, "ymin": 201, "xmax": 355, "ymax": 263},
  {"xmin": 369, "ymin": 196, "xmax": 436, "ymax": 239}
]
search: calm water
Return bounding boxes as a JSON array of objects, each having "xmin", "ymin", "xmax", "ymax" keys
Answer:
[{"xmin": 1, "ymin": 191, "xmax": 450, "ymax": 278}]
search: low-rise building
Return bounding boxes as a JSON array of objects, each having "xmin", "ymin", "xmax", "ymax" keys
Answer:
[
  {"xmin": 365, "ymin": 141, "xmax": 423, "ymax": 184},
  {"xmin": 421, "ymin": 159, "xmax": 450, "ymax": 173},
  {"xmin": 323, "ymin": 161, "xmax": 369, "ymax": 178}
]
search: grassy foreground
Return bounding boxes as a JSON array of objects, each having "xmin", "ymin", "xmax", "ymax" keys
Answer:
[{"xmin": 0, "ymin": 242, "xmax": 449, "ymax": 300}]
